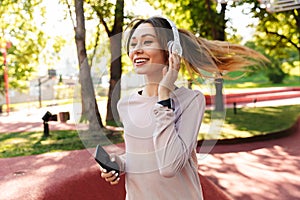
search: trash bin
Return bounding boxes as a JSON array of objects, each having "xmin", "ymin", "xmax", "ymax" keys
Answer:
[{"xmin": 59, "ymin": 112, "xmax": 70, "ymax": 123}]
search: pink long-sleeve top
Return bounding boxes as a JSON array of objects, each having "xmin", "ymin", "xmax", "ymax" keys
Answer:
[{"xmin": 116, "ymin": 86, "xmax": 205, "ymax": 200}]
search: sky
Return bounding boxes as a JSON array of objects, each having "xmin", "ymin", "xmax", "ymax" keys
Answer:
[{"xmin": 225, "ymin": 2, "xmax": 257, "ymax": 43}]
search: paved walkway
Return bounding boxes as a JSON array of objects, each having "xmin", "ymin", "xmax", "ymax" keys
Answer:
[{"xmin": 0, "ymin": 104, "xmax": 87, "ymax": 133}]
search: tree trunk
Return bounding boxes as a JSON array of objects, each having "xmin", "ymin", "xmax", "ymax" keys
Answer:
[
  {"xmin": 213, "ymin": 2, "xmax": 227, "ymax": 112},
  {"xmin": 294, "ymin": 9, "xmax": 300, "ymax": 80},
  {"xmin": 106, "ymin": 35, "xmax": 122, "ymax": 125},
  {"xmin": 105, "ymin": 0, "xmax": 124, "ymax": 126},
  {"xmin": 205, "ymin": 0, "xmax": 227, "ymax": 112},
  {"xmin": 74, "ymin": 0, "xmax": 103, "ymax": 130}
]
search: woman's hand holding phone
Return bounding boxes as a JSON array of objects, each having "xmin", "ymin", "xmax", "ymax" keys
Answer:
[{"xmin": 100, "ymin": 166, "xmax": 120, "ymax": 185}]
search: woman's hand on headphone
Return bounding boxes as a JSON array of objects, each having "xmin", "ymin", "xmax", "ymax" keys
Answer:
[{"xmin": 158, "ymin": 53, "xmax": 181, "ymax": 100}]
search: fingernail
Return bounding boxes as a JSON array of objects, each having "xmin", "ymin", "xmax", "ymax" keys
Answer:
[
  {"xmin": 115, "ymin": 173, "xmax": 119, "ymax": 177},
  {"xmin": 111, "ymin": 170, "xmax": 116, "ymax": 175},
  {"xmin": 102, "ymin": 169, "xmax": 107, "ymax": 173},
  {"xmin": 117, "ymin": 177, "xmax": 120, "ymax": 181}
]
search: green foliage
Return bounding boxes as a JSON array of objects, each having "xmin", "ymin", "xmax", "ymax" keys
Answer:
[
  {"xmin": 146, "ymin": 0, "xmax": 193, "ymax": 31},
  {"xmin": 86, "ymin": 0, "xmax": 116, "ymax": 29},
  {"xmin": 237, "ymin": 0, "xmax": 299, "ymax": 78},
  {"xmin": 146, "ymin": 0, "xmax": 225, "ymax": 39},
  {"xmin": 266, "ymin": 59, "xmax": 287, "ymax": 84},
  {"xmin": 245, "ymin": 41, "xmax": 289, "ymax": 84},
  {"xmin": 0, "ymin": 0, "xmax": 48, "ymax": 94}
]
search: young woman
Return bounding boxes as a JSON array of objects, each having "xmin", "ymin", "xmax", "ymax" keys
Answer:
[{"xmin": 99, "ymin": 16, "xmax": 267, "ymax": 199}]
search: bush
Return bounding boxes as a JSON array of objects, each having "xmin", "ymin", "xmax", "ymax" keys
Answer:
[
  {"xmin": 266, "ymin": 59, "xmax": 287, "ymax": 84},
  {"xmin": 267, "ymin": 67, "xmax": 286, "ymax": 84}
]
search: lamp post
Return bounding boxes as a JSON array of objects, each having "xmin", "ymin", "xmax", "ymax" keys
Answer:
[{"xmin": 1, "ymin": 41, "xmax": 12, "ymax": 115}]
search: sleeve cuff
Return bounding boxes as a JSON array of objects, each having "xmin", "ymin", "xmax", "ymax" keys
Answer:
[{"xmin": 157, "ymin": 98, "xmax": 174, "ymax": 110}]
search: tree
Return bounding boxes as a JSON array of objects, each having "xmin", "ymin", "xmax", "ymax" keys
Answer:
[
  {"xmin": 74, "ymin": 0, "xmax": 104, "ymax": 130},
  {"xmin": 0, "ymin": 0, "xmax": 48, "ymax": 95},
  {"xmin": 245, "ymin": 40, "xmax": 286, "ymax": 83},
  {"xmin": 87, "ymin": 0, "xmax": 124, "ymax": 126},
  {"xmin": 236, "ymin": 0, "xmax": 300, "ymax": 83},
  {"xmin": 147, "ymin": 0, "xmax": 226, "ymax": 39}
]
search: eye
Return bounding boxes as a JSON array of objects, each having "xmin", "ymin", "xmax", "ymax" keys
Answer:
[
  {"xmin": 130, "ymin": 42, "xmax": 137, "ymax": 47},
  {"xmin": 144, "ymin": 40, "xmax": 153, "ymax": 45}
]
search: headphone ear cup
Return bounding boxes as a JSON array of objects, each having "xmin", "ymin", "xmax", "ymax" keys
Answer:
[
  {"xmin": 167, "ymin": 41, "xmax": 174, "ymax": 54},
  {"xmin": 172, "ymin": 41, "xmax": 182, "ymax": 56}
]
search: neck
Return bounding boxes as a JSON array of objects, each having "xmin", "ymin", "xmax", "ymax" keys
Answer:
[
  {"xmin": 143, "ymin": 83, "xmax": 159, "ymax": 97},
  {"xmin": 142, "ymin": 74, "xmax": 162, "ymax": 97}
]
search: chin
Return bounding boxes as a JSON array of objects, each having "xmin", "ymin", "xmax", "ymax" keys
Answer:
[
  {"xmin": 133, "ymin": 66, "xmax": 148, "ymax": 74},
  {"xmin": 133, "ymin": 70, "xmax": 144, "ymax": 76}
]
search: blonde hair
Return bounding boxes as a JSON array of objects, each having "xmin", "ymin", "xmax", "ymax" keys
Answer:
[{"xmin": 178, "ymin": 29, "xmax": 268, "ymax": 80}]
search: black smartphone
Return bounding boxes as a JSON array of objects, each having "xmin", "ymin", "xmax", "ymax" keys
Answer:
[{"xmin": 94, "ymin": 144, "xmax": 120, "ymax": 175}]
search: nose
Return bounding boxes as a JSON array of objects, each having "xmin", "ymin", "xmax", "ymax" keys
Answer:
[{"xmin": 129, "ymin": 43, "xmax": 144, "ymax": 55}]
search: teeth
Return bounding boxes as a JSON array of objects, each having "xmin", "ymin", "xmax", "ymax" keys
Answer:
[{"xmin": 135, "ymin": 58, "xmax": 148, "ymax": 63}]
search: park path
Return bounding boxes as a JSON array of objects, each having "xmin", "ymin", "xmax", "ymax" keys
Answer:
[{"xmin": 0, "ymin": 103, "xmax": 87, "ymax": 133}]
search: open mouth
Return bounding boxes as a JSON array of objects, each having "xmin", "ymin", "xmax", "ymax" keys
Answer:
[{"xmin": 134, "ymin": 58, "xmax": 149, "ymax": 64}]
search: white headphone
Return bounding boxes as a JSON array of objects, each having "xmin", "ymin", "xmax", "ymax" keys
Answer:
[{"xmin": 164, "ymin": 17, "xmax": 183, "ymax": 57}]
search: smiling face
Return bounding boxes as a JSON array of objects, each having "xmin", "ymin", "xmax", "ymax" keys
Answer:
[{"xmin": 128, "ymin": 23, "xmax": 168, "ymax": 79}]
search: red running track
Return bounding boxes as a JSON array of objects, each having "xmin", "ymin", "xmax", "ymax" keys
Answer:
[
  {"xmin": 0, "ymin": 143, "xmax": 232, "ymax": 200},
  {"xmin": 198, "ymin": 117, "xmax": 300, "ymax": 200},
  {"xmin": 1, "ymin": 117, "xmax": 299, "ymax": 200}
]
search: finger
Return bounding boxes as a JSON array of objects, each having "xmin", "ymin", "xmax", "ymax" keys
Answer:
[
  {"xmin": 169, "ymin": 53, "xmax": 180, "ymax": 71},
  {"xmin": 101, "ymin": 170, "xmax": 115, "ymax": 178},
  {"xmin": 162, "ymin": 66, "xmax": 168, "ymax": 76},
  {"xmin": 169, "ymin": 53, "xmax": 174, "ymax": 68},
  {"xmin": 110, "ymin": 177, "xmax": 120, "ymax": 185},
  {"xmin": 104, "ymin": 171, "xmax": 119, "ymax": 182},
  {"xmin": 105, "ymin": 174, "xmax": 119, "ymax": 183},
  {"xmin": 173, "ymin": 54, "xmax": 180, "ymax": 70},
  {"xmin": 169, "ymin": 54, "xmax": 173, "ymax": 68},
  {"xmin": 99, "ymin": 166, "xmax": 106, "ymax": 173}
]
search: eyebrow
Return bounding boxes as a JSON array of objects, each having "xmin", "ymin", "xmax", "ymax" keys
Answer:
[{"xmin": 131, "ymin": 33, "xmax": 156, "ymax": 40}]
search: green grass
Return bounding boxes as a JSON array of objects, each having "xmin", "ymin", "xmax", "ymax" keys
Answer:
[
  {"xmin": 0, "ymin": 130, "xmax": 124, "ymax": 158},
  {"xmin": 0, "ymin": 130, "xmax": 84, "ymax": 158},
  {"xmin": 199, "ymin": 105, "xmax": 300, "ymax": 140}
]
